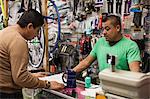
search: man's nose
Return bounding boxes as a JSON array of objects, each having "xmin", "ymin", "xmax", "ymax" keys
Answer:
[{"xmin": 103, "ymin": 29, "xmax": 107, "ymax": 35}]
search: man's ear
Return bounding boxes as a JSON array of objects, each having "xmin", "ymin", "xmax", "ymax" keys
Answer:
[
  {"xmin": 116, "ymin": 25, "xmax": 120, "ymax": 32},
  {"xmin": 27, "ymin": 23, "xmax": 33, "ymax": 29}
]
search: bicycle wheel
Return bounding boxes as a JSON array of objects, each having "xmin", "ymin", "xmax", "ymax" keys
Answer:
[
  {"xmin": 28, "ymin": 27, "xmax": 45, "ymax": 68},
  {"xmin": 45, "ymin": 0, "xmax": 61, "ymax": 54},
  {"xmin": 27, "ymin": 0, "xmax": 45, "ymax": 68}
]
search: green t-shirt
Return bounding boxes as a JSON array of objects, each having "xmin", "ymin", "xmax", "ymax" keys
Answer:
[{"xmin": 90, "ymin": 37, "xmax": 141, "ymax": 71}]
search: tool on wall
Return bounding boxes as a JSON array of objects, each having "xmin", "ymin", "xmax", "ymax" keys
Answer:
[
  {"xmin": 73, "ymin": 0, "xmax": 79, "ymax": 15},
  {"xmin": 95, "ymin": 0, "xmax": 104, "ymax": 8},
  {"xmin": 18, "ymin": 0, "xmax": 25, "ymax": 13},
  {"xmin": 107, "ymin": 0, "xmax": 113, "ymax": 13},
  {"xmin": 0, "ymin": 0, "xmax": 8, "ymax": 27},
  {"xmin": 8, "ymin": 0, "xmax": 22, "ymax": 25},
  {"xmin": 143, "ymin": 6, "xmax": 150, "ymax": 34},
  {"xmin": 116, "ymin": 0, "xmax": 122, "ymax": 14},
  {"xmin": 79, "ymin": 34, "xmax": 92, "ymax": 55},
  {"xmin": 124, "ymin": 0, "xmax": 131, "ymax": 14}
]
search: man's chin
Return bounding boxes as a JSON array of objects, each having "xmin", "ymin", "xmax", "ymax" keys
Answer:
[{"xmin": 28, "ymin": 38, "xmax": 33, "ymax": 40}]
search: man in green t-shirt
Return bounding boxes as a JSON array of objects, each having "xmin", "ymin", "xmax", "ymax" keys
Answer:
[{"xmin": 73, "ymin": 15, "xmax": 141, "ymax": 73}]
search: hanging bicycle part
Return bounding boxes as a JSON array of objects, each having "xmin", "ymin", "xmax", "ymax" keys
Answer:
[
  {"xmin": 0, "ymin": 0, "xmax": 8, "ymax": 27},
  {"xmin": 28, "ymin": 27, "xmax": 45, "ymax": 68},
  {"xmin": 44, "ymin": 0, "xmax": 61, "ymax": 54},
  {"xmin": 27, "ymin": 0, "xmax": 45, "ymax": 68},
  {"xmin": 28, "ymin": 0, "xmax": 62, "ymax": 68},
  {"xmin": 8, "ymin": 0, "xmax": 23, "ymax": 25}
]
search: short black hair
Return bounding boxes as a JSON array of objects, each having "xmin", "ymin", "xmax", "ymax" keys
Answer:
[
  {"xmin": 103, "ymin": 15, "xmax": 121, "ymax": 26},
  {"xmin": 17, "ymin": 9, "xmax": 44, "ymax": 28},
  {"xmin": 103, "ymin": 14, "xmax": 122, "ymax": 32}
]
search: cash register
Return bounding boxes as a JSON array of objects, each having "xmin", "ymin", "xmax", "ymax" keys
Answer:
[
  {"xmin": 99, "ymin": 69, "xmax": 150, "ymax": 99},
  {"xmin": 99, "ymin": 54, "xmax": 150, "ymax": 99}
]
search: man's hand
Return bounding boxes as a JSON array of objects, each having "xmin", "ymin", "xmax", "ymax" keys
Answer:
[{"xmin": 50, "ymin": 81, "xmax": 65, "ymax": 90}]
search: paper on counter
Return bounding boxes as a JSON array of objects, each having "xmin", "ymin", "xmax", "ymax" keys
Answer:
[
  {"xmin": 81, "ymin": 90, "xmax": 96, "ymax": 97},
  {"xmin": 39, "ymin": 73, "xmax": 65, "ymax": 85},
  {"xmin": 80, "ymin": 85, "xmax": 103, "ymax": 97}
]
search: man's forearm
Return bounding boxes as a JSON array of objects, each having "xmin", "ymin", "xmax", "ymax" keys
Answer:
[
  {"xmin": 73, "ymin": 55, "xmax": 95, "ymax": 73},
  {"xmin": 129, "ymin": 61, "xmax": 141, "ymax": 72},
  {"xmin": 73, "ymin": 60, "xmax": 89, "ymax": 73}
]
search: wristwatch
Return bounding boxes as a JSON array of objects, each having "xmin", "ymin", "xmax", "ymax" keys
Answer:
[{"xmin": 45, "ymin": 80, "xmax": 51, "ymax": 89}]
